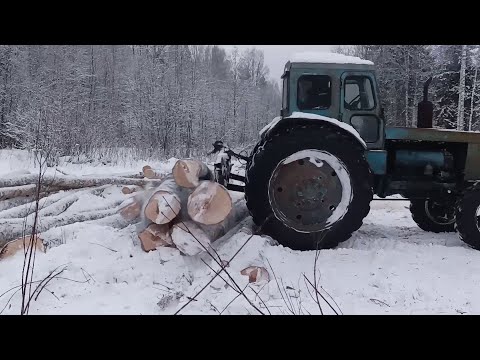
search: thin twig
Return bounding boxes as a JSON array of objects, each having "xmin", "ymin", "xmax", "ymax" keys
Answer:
[
  {"xmin": 88, "ymin": 242, "xmax": 118, "ymax": 253},
  {"xmin": 174, "ymin": 230, "xmax": 259, "ymax": 315},
  {"xmin": 220, "ymin": 283, "xmax": 249, "ymax": 315}
]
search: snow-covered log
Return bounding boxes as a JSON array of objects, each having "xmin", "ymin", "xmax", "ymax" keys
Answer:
[
  {"xmin": 0, "ymin": 189, "xmax": 84, "ymax": 220},
  {"xmin": 119, "ymin": 198, "xmax": 142, "ymax": 222},
  {"xmin": 172, "ymin": 159, "xmax": 213, "ymax": 188},
  {"xmin": 0, "ymin": 184, "xmax": 39, "ymax": 201},
  {"xmin": 187, "ymin": 181, "xmax": 232, "ymax": 225},
  {"xmin": 171, "ymin": 221, "xmax": 212, "ymax": 256},
  {"xmin": 171, "ymin": 198, "xmax": 248, "ymax": 256},
  {"xmin": 0, "ymin": 208, "xmax": 118, "ymax": 247},
  {"xmin": 0, "ymin": 174, "xmax": 162, "ymax": 200}
]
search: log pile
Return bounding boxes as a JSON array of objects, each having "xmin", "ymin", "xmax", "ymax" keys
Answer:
[
  {"xmin": 0, "ymin": 159, "xmax": 249, "ymax": 260},
  {"xmin": 119, "ymin": 159, "xmax": 248, "ymax": 256}
]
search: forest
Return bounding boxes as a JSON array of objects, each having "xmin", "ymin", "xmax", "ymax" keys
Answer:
[
  {"xmin": 0, "ymin": 45, "xmax": 478, "ymax": 161},
  {"xmin": 0, "ymin": 45, "xmax": 281, "ymax": 160}
]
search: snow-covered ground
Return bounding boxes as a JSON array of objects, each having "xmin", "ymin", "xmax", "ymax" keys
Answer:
[{"xmin": 1, "ymin": 150, "xmax": 479, "ymax": 315}]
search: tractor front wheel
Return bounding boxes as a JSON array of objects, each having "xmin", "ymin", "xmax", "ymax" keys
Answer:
[
  {"xmin": 245, "ymin": 124, "xmax": 373, "ymax": 251},
  {"xmin": 455, "ymin": 185, "xmax": 480, "ymax": 250},
  {"xmin": 410, "ymin": 199, "xmax": 456, "ymax": 233}
]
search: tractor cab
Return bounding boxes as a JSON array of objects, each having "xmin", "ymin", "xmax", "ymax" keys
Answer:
[{"xmin": 280, "ymin": 53, "xmax": 385, "ymax": 150}]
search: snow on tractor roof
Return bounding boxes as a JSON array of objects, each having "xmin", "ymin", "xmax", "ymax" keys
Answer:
[{"xmin": 290, "ymin": 51, "xmax": 374, "ymax": 66}]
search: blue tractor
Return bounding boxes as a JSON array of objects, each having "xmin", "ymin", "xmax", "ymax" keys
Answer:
[{"xmin": 212, "ymin": 53, "xmax": 480, "ymax": 251}]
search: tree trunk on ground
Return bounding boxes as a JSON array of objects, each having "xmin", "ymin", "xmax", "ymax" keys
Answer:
[
  {"xmin": 0, "ymin": 175, "xmax": 161, "ymax": 201},
  {"xmin": 0, "ymin": 174, "xmax": 161, "ymax": 191}
]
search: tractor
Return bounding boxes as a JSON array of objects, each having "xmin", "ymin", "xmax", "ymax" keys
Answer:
[{"xmin": 212, "ymin": 52, "xmax": 480, "ymax": 251}]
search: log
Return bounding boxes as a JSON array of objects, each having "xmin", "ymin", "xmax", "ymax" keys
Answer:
[
  {"xmin": 122, "ymin": 185, "xmax": 141, "ymax": 195},
  {"xmin": 170, "ymin": 199, "xmax": 249, "ymax": 256},
  {"xmin": 143, "ymin": 166, "xmax": 165, "ymax": 179},
  {"xmin": 187, "ymin": 181, "xmax": 232, "ymax": 225},
  {"xmin": 0, "ymin": 189, "xmax": 85, "ymax": 220},
  {"xmin": 138, "ymin": 223, "xmax": 173, "ymax": 252},
  {"xmin": 119, "ymin": 197, "xmax": 143, "ymax": 222},
  {"xmin": 0, "ymin": 235, "xmax": 45, "ymax": 261},
  {"xmin": 172, "ymin": 159, "xmax": 213, "ymax": 188},
  {"xmin": 196, "ymin": 198, "xmax": 248, "ymax": 240},
  {"xmin": 170, "ymin": 221, "xmax": 211, "ymax": 256},
  {"xmin": 0, "ymin": 174, "xmax": 162, "ymax": 200},
  {"xmin": 0, "ymin": 208, "xmax": 118, "ymax": 247},
  {"xmin": 143, "ymin": 176, "xmax": 192, "ymax": 224}
]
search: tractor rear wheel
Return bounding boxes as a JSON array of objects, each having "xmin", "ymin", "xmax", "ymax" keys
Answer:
[
  {"xmin": 410, "ymin": 199, "xmax": 456, "ymax": 233},
  {"xmin": 455, "ymin": 185, "xmax": 480, "ymax": 250},
  {"xmin": 245, "ymin": 124, "xmax": 373, "ymax": 251}
]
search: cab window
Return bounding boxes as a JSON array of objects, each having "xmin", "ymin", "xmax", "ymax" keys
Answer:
[
  {"xmin": 297, "ymin": 75, "xmax": 331, "ymax": 110},
  {"xmin": 344, "ymin": 76, "xmax": 376, "ymax": 110}
]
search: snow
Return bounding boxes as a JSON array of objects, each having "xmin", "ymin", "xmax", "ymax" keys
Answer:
[
  {"xmin": 2, "ymin": 150, "xmax": 480, "ymax": 315},
  {"xmin": 281, "ymin": 150, "xmax": 352, "ymax": 227},
  {"xmin": 260, "ymin": 112, "xmax": 367, "ymax": 148},
  {"xmin": 290, "ymin": 52, "xmax": 374, "ymax": 66}
]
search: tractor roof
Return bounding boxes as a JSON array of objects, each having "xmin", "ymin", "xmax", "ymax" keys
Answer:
[{"xmin": 283, "ymin": 52, "xmax": 375, "ymax": 75}]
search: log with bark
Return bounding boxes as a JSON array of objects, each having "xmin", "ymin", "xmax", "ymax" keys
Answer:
[
  {"xmin": 137, "ymin": 223, "xmax": 173, "ymax": 252},
  {"xmin": 0, "ymin": 174, "xmax": 162, "ymax": 200},
  {"xmin": 172, "ymin": 159, "xmax": 213, "ymax": 188},
  {"xmin": 143, "ymin": 176, "xmax": 192, "ymax": 225},
  {"xmin": 170, "ymin": 198, "xmax": 248, "ymax": 256},
  {"xmin": 142, "ymin": 165, "xmax": 165, "ymax": 180}
]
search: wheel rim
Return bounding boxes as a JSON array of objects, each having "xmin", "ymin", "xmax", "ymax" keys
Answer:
[
  {"xmin": 424, "ymin": 199, "xmax": 455, "ymax": 226},
  {"xmin": 268, "ymin": 150, "xmax": 352, "ymax": 233}
]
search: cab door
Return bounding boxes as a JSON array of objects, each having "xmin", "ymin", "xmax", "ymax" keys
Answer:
[{"xmin": 340, "ymin": 72, "xmax": 385, "ymax": 150}]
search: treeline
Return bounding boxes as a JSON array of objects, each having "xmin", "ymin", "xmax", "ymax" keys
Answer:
[
  {"xmin": 334, "ymin": 45, "xmax": 480, "ymax": 131},
  {"xmin": 0, "ymin": 45, "xmax": 281, "ymax": 158}
]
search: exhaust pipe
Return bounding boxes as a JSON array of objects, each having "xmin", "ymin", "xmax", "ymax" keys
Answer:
[{"xmin": 417, "ymin": 77, "xmax": 433, "ymax": 128}]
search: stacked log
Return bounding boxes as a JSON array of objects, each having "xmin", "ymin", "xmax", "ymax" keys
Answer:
[{"xmin": 119, "ymin": 159, "xmax": 247, "ymax": 256}]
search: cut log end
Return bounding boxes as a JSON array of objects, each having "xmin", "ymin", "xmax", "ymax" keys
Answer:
[
  {"xmin": 138, "ymin": 224, "xmax": 173, "ymax": 252},
  {"xmin": 0, "ymin": 235, "xmax": 45, "ymax": 261},
  {"xmin": 173, "ymin": 159, "xmax": 212, "ymax": 188},
  {"xmin": 144, "ymin": 191, "xmax": 181, "ymax": 224},
  {"xmin": 187, "ymin": 181, "xmax": 232, "ymax": 225},
  {"xmin": 122, "ymin": 186, "xmax": 141, "ymax": 195}
]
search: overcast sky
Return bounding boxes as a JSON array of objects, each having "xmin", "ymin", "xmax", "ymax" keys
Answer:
[{"xmin": 221, "ymin": 45, "xmax": 334, "ymax": 82}]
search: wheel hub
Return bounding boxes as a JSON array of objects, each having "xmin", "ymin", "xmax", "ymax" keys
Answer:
[
  {"xmin": 268, "ymin": 150, "xmax": 351, "ymax": 233},
  {"xmin": 425, "ymin": 200, "xmax": 456, "ymax": 225}
]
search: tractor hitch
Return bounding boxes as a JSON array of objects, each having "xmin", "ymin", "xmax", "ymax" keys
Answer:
[{"xmin": 210, "ymin": 141, "xmax": 249, "ymax": 192}]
